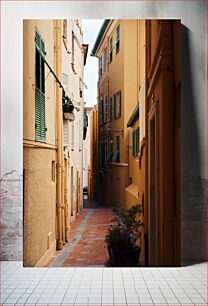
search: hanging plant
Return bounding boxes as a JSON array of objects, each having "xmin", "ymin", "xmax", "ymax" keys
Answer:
[{"xmin": 62, "ymin": 96, "xmax": 74, "ymax": 113}]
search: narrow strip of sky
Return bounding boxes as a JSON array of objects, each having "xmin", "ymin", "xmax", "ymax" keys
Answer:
[{"xmin": 82, "ymin": 19, "xmax": 104, "ymax": 107}]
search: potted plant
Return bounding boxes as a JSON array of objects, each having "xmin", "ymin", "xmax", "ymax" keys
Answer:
[
  {"xmin": 62, "ymin": 96, "xmax": 74, "ymax": 120},
  {"xmin": 105, "ymin": 204, "xmax": 143, "ymax": 267}
]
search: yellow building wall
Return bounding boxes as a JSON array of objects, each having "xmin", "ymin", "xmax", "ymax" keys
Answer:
[
  {"xmin": 123, "ymin": 20, "xmax": 138, "ymax": 163},
  {"xmin": 107, "ymin": 20, "xmax": 139, "ymax": 208},
  {"xmin": 124, "ymin": 20, "xmax": 146, "ymax": 265},
  {"xmin": 23, "ymin": 148, "xmax": 56, "ymax": 267},
  {"xmin": 23, "ymin": 20, "xmax": 56, "ymax": 145},
  {"xmin": 23, "ymin": 20, "xmax": 57, "ymax": 266}
]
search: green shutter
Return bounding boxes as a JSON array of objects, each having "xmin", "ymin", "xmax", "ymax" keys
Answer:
[
  {"xmin": 113, "ymin": 94, "xmax": 116, "ymax": 119},
  {"xmin": 104, "ymin": 47, "xmax": 107, "ymax": 71},
  {"xmin": 99, "ymin": 56, "xmax": 102, "ymax": 75},
  {"xmin": 35, "ymin": 31, "xmax": 41, "ymax": 49},
  {"xmin": 35, "ymin": 30, "xmax": 46, "ymax": 141},
  {"xmin": 137, "ymin": 128, "xmax": 139, "ymax": 153},
  {"xmin": 110, "ymin": 98, "xmax": 113, "ymax": 122},
  {"xmin": 35, "ymin": 88, "xmax": 46, "ymax": 141},
  {"xmin": 110, "ymin": 37, "xmax": 113, "ymax": 52},
  {"xmin": 118, "ymin": 91, "xmax": 121, "ymax": 117},
  {"xmin": 115, "ymin": 136, "xmax": 120, "ymax": 162},
  {"xmin": 133, "ymin": 131, "xmax": 136, "ymax": 157},
  {"xmin": 116, "ymin": 25, "xmax": 120, "ymax": 43}
]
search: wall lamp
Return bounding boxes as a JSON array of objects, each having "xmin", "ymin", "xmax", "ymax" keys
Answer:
[{"xmin": 108, "ymin": 129, "xmax": 124, "ymax": 144}]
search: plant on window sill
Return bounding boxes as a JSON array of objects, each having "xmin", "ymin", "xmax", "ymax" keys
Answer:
[{"xmin": 62, "ymin": 96, "xmax": 74, "ymax": 113}]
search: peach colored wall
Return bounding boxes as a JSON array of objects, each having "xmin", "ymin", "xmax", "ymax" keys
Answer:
[
  {"xmin": 23, "ymin": 20, "xmax": 57, "ymax": 266},
  {"xmin": 23, "ymin": 20, "xmax": 56, "ymax": 145}
]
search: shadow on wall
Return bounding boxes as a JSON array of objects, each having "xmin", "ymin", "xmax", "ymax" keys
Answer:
[{"xmin": 181, "ymin": 25, "xmax": 208, "ymax": 265}]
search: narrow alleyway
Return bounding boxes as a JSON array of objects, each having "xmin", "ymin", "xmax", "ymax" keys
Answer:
[{"xmin": 46, "ymin": 201, "xmax": 114, "ymax": 267}]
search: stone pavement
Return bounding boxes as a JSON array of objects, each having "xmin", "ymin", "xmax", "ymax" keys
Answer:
[
  {"xmin": 0, "ymin": 261, "xmax": 207, "ymax": 305},
  {"xmin": 46, "ymin": 205, "xmax": 115, "ymax": 267}
]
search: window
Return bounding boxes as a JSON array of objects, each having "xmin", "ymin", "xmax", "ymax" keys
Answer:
[
  {"xmin": 110, "ymin": 37, "xmax": 113, "ymax": 62},
  {"xmin": 116, "ymin": 24, "xmax": 120, "ymax": 53},
  {"xmin": 35, "ymin": 30, "xmax": 46, "ymax": 141},
  {"xmin": 104, "ymin": 47, "xmax": 107, "ymax": 72},
  {"xmin": 72, "ymin": 31, "xmax": 75, "ymax": 66},
  {"xmin": 63, "ymin": 20, "xmax": 67, "ymax": 50},
  {"xmin": 115, "ymin": 136, "xmax": 120, "ymax": 162},
  {"xmin": 104, "ymin": 95, "xmax": 108, "ymax": 123},
  {"xmin": 51, "ymin": 161, "xmax": 55, "ymax": 182},
  {"xmin": 107, "ymin": 146, "xmax": 113, "ymax": 162},
  {"xmin": 71, "ymin": 122, "xmax": 74, "ymax": 150},
  {"xmin": 99, "ymin": 141, "xmax": 106, "ymax": 168},
  {"xmin": 113, "ymin": 90, "xmax": 121, "ymax": 119},
  {"xmin": 132, "ymin": 128, "xmax": 139, "ymax": 157},
  {"xmin": 98, "ymin": 99, "xmax": 104, "ymax": 125},
  {"xmin": 71, "ymin": 31, "xmax": 77, "ymax": 73},
  {"xmin": 79, "ymin": 78, "xmax": 83, "ymax": 98},
  {"xmin": 109, "ymin": 97, "xmax": 113, "ymax": 122},
  {"xmin": 99, "ymin": 56, "xmax": 102, "ymax": 76}
]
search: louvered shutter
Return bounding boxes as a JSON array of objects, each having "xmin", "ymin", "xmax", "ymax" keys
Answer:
[
  {"xmin": 113, "ymin": 94, "xmax": 116, "ymax": 119},
  {"xmin": 110, "ymin": 98, "xmax": 113, "ymax": 122},
  {"xmin": 35, "ymin": 30, "xmax": 46, "ymax": 141},
  {"xmin": 118, "ymin": 91, "xmax": 121, "ymax": 117}
]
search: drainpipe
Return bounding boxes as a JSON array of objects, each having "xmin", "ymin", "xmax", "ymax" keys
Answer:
[
  {"xmin": 62, "ymin": 150, "xmax": 65, "ymax": 244},
  {"xmin": 64, "ymin": 154, "xmax": 70, "ymax": 241},
  {"xmin": 144, "ymin": 19, "xmax": 150, "ymax": 266},
  {"xmin": 55, "ymin": 19, "xmax": 63, "ymax": 250}
]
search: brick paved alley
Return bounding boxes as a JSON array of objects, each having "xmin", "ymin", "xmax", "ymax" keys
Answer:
[{"xmin": 46, "ymin": 202, "xmax": 115, "ymax": 267}]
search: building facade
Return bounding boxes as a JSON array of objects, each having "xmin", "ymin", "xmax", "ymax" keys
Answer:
[
  {"xmin": 145, "ymin": 20, "xmax": 181, "ymax": 266},
  {"xmin": 23, "ymin": 19, "xmax": 87, "ymax": 266},
  {"xmin": 61, "ymin": 19, "xmax": 88, "ymax": 225},
  {"xmin": 83, "ymin": 105, "xmax": 93, "ymax": 191},
  {"xmin": 91, "ymin": 19, "xmax": 181, "ymax": 266},
  {"xmin": 89, "ymin": 105, "xmax": 99, "ymax": 201},
  {"xmin": 91, "ymin": 19, "xmax": 142, "ymax": 209}
]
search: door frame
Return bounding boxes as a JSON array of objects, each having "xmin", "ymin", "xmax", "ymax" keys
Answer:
[{"xmin": 148, "ymin": 100, "xmax": 160, "ymax": 266}]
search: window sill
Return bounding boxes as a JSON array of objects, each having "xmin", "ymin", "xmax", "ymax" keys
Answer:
[{"xmin": 108, "ymin": 162, "xmax": 128, "ymax": 167}]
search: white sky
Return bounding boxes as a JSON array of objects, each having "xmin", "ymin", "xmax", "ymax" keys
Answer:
[{"xmin": 82, "ymin": 19, "xmax": 104, "ymax": 107}]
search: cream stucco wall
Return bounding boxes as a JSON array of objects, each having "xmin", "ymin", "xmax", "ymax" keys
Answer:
[{"xmin": 61, "ymin": 19, "xmax": 85, "ymax": 220}]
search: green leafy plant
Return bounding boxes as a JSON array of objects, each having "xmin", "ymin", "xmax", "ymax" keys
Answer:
[
  {"xmin": 105, "ymin": 204, "xmax": 144, "ymax": 251},
  {"xmin": 62, "ymin": 96, "xmax": 74, "ymax": 113}
]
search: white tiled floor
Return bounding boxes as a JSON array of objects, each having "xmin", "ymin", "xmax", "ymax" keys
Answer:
[{"xmin": 0, "ymin": 261, "xmax": 207, "ymax": 305}]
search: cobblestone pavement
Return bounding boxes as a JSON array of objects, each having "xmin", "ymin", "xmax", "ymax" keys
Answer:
[{"xmin": 46, "ymin": 205, "xmax": 115, "ymax": 267}]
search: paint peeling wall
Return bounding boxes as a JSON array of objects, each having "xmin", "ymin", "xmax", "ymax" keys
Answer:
[{"xmin": 0, "ymin": 171, "xmax": 23, "ymax": 260}]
